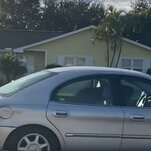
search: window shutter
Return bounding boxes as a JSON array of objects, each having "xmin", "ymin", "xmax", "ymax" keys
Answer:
[
  {"xmin": 86, "ymin": 57, "xmax": 93, "ymax": 66},
  {"xmin": 143, "ymin": 59, "xmax": 151, "ymax": 73},
  {"xmin": 58, "ymin": 56, "xmax": 64, "ymax": 65}
]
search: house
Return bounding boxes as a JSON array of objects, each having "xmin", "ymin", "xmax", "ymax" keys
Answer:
[
  {"xmin": 0, "ymin": 25, "xmax": 151, "ymax": 74},
  {"xmin": 0, "ymin": 29, "xmax": 65, "ymax": 74}
]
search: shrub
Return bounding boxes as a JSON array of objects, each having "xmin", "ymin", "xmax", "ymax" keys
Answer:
[
  {"xmin": 45, "ymin": 64, "xmax": 62, "ymax": 69},
  {"xmin": 146, "ymin": 68, "xmax": 151, "ymax": 75},
  {"xmin": 0, "ymin": 52, "xmax": 27, "ymax": 84}
]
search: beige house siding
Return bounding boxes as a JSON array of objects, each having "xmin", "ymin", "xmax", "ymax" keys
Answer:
[
  {"xmin": 1, "ymin": 28, "xmax": 151, "ymax": 73},
  {"xmin": 27, "ymin": 29, "xmax": 151, "ymax": 73},
  {"xmin": 121, "ymin": 41, "xmax": 151, "ymax": 58},
  {"xmin": 29, "ymin": 30, "xmax": 108, "ymax": 67}
]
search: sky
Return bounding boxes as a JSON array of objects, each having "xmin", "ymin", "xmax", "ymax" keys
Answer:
[
  {"xmin": 40, "ymin": 0, "xmax": 151, "ymax": 11},
  {"xmin": 101, "ymin": 0, "xmax": 132, "ymax": 11},
  {"xmin": 102, "ymin": 0, "xmax": 151, "ymax": 11}
]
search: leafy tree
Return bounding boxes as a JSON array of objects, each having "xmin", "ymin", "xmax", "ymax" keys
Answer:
[
  {"xmin": 0, "ymin": 52, "xmax": 27, "ymax": 83},
  {"xmin": 93, "ymin": 6, "xmax": 127, "ymax": 67},
  {"xmin": 33, "ymin": 0, "xmax": 105, "ymax": 31},
  {"xmin": 0, "ymin": 0, "xmax": 41, "ymax": 30},
  {"xmin": 0, "ymin": 0, "xmax": 105, "ymax": 31},
  {"xmin": 124, "ymin": 0, "xmax": 151, "ymax": 47},
  {"xmin": 131, "ymin": 0, "xmax": 150, "ymax": 12}
]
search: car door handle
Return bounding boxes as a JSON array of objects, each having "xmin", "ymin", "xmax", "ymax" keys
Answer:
[
  {"xmin": 52, "ymin": 111, "xmax": 70, "ymax": 117},
  {"xmin": 129, "ymin": 115, "xmax": 145, "ymax": 121}
]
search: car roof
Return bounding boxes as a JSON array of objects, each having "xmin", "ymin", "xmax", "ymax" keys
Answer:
[{"xmin": 47, "ymin": 66, "xmax": 151, "ymax": 80}]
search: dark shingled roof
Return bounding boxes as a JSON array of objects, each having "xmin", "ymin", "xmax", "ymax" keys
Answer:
[{"xmin": 0, "ymin": 29, "xmax": 65, "ymax": 49}]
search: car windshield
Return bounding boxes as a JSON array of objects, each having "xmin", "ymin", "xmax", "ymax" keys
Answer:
[{"xmin": 0, "ymin": 71, "xmax": 57, "ymax": 96}]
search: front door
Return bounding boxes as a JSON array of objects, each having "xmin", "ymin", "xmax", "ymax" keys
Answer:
[
  {"xmin": 119, "ymin": 76, "xmax": 151, "ymax": 151},
  {"xmin": 47, "ymin": 75, "xmax": 124, "ymax": 151}
]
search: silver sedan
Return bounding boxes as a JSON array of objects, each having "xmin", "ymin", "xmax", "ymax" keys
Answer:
[{"xmin": 0, "ymin": 66, "xmax": 151, "ymax": 151}]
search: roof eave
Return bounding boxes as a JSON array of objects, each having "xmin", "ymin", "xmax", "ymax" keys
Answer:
[
  {"xmin": 13, "ymin": 26, "xmax": 151, "ymax": 53},
  {"xmin": 13, "ymin": 25, "xmax": 96, "ymax": 53},
  {"xmin": 123, "ymin": 37, "xmax": 151, "ymax": 51}
]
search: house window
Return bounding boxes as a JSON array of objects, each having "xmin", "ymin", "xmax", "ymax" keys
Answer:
[
  {"xmin": 64, "ymin": 56, "xmax": 86, "ymax": 66},
  {"xmin": 58, "ymin": 56, "xmax": 93, "ymax": 66},
  {"xmin": 121, "ymin": 58, "xmax": 143, "ymax": 72},
  {"xmin": 76, "ymin": 58, "xmax": 86, "ymax": 66},
  {"xmin": 121, "ymin": 59, "xmax": 131, "ymax": 70},
  {"xmin": 64, "ymin": 57, "xmax": 74, "ymax": 66}
]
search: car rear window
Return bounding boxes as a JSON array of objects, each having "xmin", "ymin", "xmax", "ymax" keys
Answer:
[{"xmin": 0, "ymin": 70, "xmax": 57, "ymax": 96}]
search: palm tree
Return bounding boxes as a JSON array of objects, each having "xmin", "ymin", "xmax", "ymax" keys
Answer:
[
  {"xmin": 92, "ymin": 6, "xmax": 127, "ymax": 67},
  {"xmin": 0, "ymin": 52, "xmax": 27, "ymax": 84}
]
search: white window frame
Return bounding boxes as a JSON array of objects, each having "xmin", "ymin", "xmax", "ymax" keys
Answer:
[
  {"xmin": 119, "ymin": 57, "xmax": 150, "ymax": 73},
  {"xmin": 58, "ymin": 55, "xmax": 93, "ymax": 66},
  {"xmin": 65, "ymin": 56, "xmax": 76, "ymax": 66}
]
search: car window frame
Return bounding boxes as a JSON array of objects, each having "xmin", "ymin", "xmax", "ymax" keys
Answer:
[
  {"xmin": 50, "ymin": 74, "xmax": 119, "ymax": 107},
  {"xmin": 117, "ymin": 75, "xmax": 151, "ymax": 108}
]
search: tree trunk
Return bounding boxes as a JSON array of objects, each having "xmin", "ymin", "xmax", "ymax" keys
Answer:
[
  {"xmin": 110, "ymin": 39, "xmax": 116, "ymax": 67},
  {"xmin": 115, "ymin": 39, "xmax": 123, "ymax": 68},
  {"xmin": 106, "ymin": 41, "xmax": 110, "ymax": 67}
]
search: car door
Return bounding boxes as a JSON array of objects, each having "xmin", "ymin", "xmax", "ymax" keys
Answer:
[
  {"xmin": 46, "ymin": 75, "xmax": 124, "ymax": 151},
  {"xmin": 119, "ymin": 76, "xmax": 151, "ymax": 151}
]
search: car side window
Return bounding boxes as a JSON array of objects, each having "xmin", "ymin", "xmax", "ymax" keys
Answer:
[
  {"xmin": 120, "ymin": 77, "xmax": 151, "ymax": 107},
  {"xmin": 51, "ymin": 76, "xmax": 113, "ymax": 106}
]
